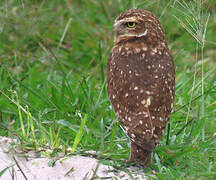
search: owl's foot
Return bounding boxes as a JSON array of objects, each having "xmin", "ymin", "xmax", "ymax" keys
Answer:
[{"xmin": 125, "ymin": 158, "xmax": 137, "ymax": 165}]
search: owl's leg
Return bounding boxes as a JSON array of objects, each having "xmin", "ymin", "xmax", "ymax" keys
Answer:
[{"xmin": 128, "ymin": 141, "xmax": 152, "ymax": 167}]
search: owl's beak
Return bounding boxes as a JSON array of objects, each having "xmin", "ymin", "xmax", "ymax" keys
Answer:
[{"xmin": 113, "ymin": 24, "xmax": 120, "ymax": 34}]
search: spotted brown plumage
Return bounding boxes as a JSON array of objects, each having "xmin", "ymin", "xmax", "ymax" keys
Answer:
[{"xmin": 107, "ymin": 9, "xmax": 175, "ymax": 167}]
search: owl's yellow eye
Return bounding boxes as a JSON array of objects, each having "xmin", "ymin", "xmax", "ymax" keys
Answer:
[{"xmin": 126, "ymin": 22, "xmax": 136, "ymax": 28}]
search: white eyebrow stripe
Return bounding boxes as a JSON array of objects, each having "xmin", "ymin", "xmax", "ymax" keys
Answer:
[{"xmin": 114, "ymin": 17, "xmax": 138, "ymax": 27}]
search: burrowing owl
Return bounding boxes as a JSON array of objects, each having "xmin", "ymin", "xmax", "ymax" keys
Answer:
[{"xmin": 107, "ymin": 9, "xmax": 175, "ymax": 167}]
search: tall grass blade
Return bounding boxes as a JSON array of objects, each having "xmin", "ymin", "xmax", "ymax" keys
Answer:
[
  {"xmin": 15, "ymin": 92, "xmax": 26, "ymax": 137},
  {"xmin": 0, "ymin": 165, "xmax": 14, "ymax": 177},
  {"xmin": 71, "ymin": 114, "xmax": 87, "ymax": 154}
]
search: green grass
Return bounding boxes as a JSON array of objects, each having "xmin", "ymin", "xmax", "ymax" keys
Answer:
[{"xmin": 0, "ymin": 0, "xmax": 216, "ymax": 179}]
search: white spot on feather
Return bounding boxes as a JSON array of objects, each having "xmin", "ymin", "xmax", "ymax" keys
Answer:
[
  {"xmin": 131, "ymin": 133, "xmax": 136, "ymax": 138},
  {"xmin": 159, "ymin": 117, "xmax": 163, "ymax": 122},
  {"xmin": 141, "ymin": 99, "xmax": 146, "ymax": 105},
  {"xmin": 128, "ymin": 117, "xmax": 131, "ymax": 121}
]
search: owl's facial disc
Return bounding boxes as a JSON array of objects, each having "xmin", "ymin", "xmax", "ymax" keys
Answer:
[{"xmin": 114, "ymin": 17, "xmax": 148, "ymax": 43}]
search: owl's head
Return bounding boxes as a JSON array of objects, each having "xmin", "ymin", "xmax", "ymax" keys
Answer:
[{"xmin": 114, "ymin": 9, "xmax": 165, "ymax": 44}]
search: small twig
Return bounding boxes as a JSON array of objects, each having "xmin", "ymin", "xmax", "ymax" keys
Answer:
[
  {"xmin": 12, "ymin": 166, "xmax": 15, "ymax": 180},
  {"xmin": 166, "ymin": 122, "xmax": 170, "ymax": 145},
  {"xmin": 176, "ymin": 118, "xmax": 194, "ymax": 136},
  {"xmin": 90, "ymin": 163, "xmax": 100, "ymax": 180},
  {"xmin": 64, "ymin": 167, "xmax": 74, "ymax": 177},
  {"xmin": 112, "ymin": 164, "xmax": 135, "ymax": 180},
  {"xmin": 13, "ymin": 156, "xmax": 28, "ymax": 180}
]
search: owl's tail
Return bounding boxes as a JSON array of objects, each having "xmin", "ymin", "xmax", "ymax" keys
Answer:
[{"xmin": 128, "ymin": 141, "xmax": 152, "ymax": 167}]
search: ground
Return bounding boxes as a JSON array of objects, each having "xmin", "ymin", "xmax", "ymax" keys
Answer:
[{"xmin": 0, "ymin": 137, "xmax": 146, "ymax": 179}]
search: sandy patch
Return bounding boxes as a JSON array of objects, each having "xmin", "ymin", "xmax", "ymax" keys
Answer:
[{"xmin": 0, "ymin": 137, "xmax": 146, "ymax": 180}]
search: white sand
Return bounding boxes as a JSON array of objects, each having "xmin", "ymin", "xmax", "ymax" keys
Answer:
[{"xmin": 0, "ymin": 137, "xmax": 146, "ymax": 180}]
